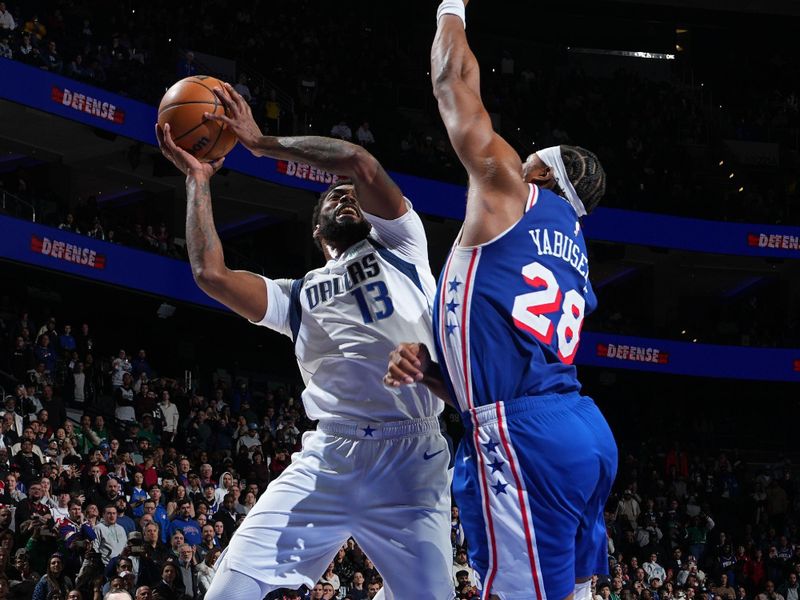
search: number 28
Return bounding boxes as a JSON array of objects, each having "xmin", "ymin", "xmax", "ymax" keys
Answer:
[{"xmin": 511, "ymin": 261, "xmax": 585, "ymax": 364}]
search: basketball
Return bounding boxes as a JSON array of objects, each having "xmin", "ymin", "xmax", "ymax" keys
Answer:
[{"xmin": 157, "ymin": 75, "xmax": 238, "ymax": 162}]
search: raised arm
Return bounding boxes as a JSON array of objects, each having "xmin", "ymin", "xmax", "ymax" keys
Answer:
[
  {"xmin": 207, "ymin": 83, "xmax": 406, "ymax": 220},
  {"xmin": 431, "ymin": 2, "xmax": 530, "ymax": 244},
  {"xmin": 155, "ymin": 124, "xmax": 268, "ymax": 323}
]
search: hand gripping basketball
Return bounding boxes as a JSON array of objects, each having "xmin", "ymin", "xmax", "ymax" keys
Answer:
[
  {"xmin": 155, "ymin": 123, "xmax": 224, "ymax": 180},
  {"xmin": 204, "ymin": 83, "xmax": 264, "ymax": 155}
]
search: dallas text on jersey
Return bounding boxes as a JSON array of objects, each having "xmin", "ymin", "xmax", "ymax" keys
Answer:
[
  {"xmin": 528, "ymin": 227, "xmax": 590, "ymax": 283},
  {"xmin": 305, "ymin": 252, "xmax": 381, "ymax": 309}
]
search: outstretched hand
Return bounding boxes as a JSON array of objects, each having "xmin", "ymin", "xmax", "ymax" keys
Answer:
[
  {"xmin": 204, "ymin": 82, "xmax": 264, "ymax": 155},
  {"xmin": 155, "ymin": 123, "xmax": 224, "ymax": 179},
  {"xmin": 383, "ymin": 342, "xmax": 432, "ymax": 387}
]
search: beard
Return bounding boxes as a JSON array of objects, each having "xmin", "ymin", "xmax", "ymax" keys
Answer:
[{"xmin": 317, "ymin": 214, "xmax": 372, "ymax": 250}]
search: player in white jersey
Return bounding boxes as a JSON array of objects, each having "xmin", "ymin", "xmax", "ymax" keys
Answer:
[{"xmin": 155, "ymin": 83, "xmax": 454, "ymax": 600}]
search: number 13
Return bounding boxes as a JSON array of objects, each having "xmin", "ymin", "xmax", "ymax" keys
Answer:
[{"xmin": 511, "ymin": 261, "xmax": 585, "ymax": 364}]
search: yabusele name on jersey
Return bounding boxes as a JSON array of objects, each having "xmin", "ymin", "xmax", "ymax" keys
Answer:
[
  {"xmin": 596, "ymin": 343, "xmax": 669, "ymax": 364},
  {"xmin": 31, "ymin": 235, "xmax": 106, "ymax": 269}
]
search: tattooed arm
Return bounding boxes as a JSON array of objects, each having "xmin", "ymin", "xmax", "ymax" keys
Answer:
[
  {"xmin": 206, "ymin": 83, "xmax": 406, "ymax": 220},
  {"xmin": 156, "ymin": 124, "xmax": 267, "ymax": 322}
]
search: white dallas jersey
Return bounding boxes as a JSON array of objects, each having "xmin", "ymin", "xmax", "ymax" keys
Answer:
[{"xmin": 252, "ymin": 202, "xmax": 442, "ymax": 422}]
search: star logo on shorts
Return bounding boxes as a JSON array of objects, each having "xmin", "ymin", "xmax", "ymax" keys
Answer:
[
  {"xmin": 491, "ymin": 481, "xmax": 508, "ymax": 496},
  {"xmin": 362, "ymin": 425, "xmax": 376, "ymax": 437},
  {"xmin": 445, "ymin": 323, "xmax": 458, "ymax": 335},
  {"xmin": 448, "ymin": 278, "xmax": 462, "ymax": 293},
  {"xmin": 482, "ymin": 438, "xmax": 499, "ymax": 454},
  {"xmin": 446, "ymin": 299, "xmax": 459, "ymax": 313},
  {"xmin": 488, "ymin": 458, "xmax": 504, "ymax": 473}
]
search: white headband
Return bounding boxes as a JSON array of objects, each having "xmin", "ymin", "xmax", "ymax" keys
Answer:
[{"xmin": 536, "ymin": 146, "xmax": 587, "ymax": 217}]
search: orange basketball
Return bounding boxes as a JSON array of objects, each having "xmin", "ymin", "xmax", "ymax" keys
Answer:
[{"xmin": 157, "ymin": 76, "xmax": 237, "ymax": 162}]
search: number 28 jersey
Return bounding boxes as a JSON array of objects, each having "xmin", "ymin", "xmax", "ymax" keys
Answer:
[
  {"xmin": 251, "ymin": 202, "xmax": 443, "ymax": 423},
  {"xmin": 433, "ymin": 184, "xmax": 597, "ymax": 413}
]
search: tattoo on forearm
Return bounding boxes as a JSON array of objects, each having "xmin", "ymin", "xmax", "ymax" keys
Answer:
[
  {"xmin": 186, "ymin": 179, "xmax": 222, "ymax": 275},
  {"xmin": 270, "ymin": 136, "xmax": 354, "ymax": 171}
]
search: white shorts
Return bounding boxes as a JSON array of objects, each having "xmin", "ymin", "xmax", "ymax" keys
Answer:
[{"xmin": 216, "ymin": 416, "xmax": 454, "ymax": 600}]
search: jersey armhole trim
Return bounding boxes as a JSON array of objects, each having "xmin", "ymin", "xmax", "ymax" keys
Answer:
[
  {"xmin": 367, "ymin": 239, "xmax": 424, "ymax": 294},
  {"xmin": 454, "ymin": 184, "xmax": 538, "ymax": 253},
  {"xmin": 289, "ymin": 278, "xmax": 304, "ymax": 342}
]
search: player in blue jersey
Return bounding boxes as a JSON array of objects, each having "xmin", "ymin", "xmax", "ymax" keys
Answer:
[{"xmin": 384, "ymin": 2, "xmax": 618, "ymax": 600}]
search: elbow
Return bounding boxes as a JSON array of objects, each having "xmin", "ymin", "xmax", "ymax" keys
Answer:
[
  {"xmin": 193, "ymin": 267, "xmax": 226, "ymax": 292},
  {"xmin": 339, "ymin": 143, "xmax": 365, "ymax": 174}
]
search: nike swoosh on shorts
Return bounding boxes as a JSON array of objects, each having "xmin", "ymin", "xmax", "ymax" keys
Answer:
[{"xmin": 423, "ymin": 449, "xmax": 445, "ymax": 460}]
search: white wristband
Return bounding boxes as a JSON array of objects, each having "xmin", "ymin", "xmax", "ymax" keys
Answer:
[{"xmin": 437, "ymin": 0, "xmax": 466, "ymax": 28}]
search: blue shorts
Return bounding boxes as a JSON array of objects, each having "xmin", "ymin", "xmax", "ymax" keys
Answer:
[{"xmin": 453, "ymin": 392, "xmax": 617, "ymax": 600}]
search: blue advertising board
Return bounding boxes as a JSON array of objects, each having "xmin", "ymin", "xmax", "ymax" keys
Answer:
[
  {"xmin": 0, "ymin": 215, "xmax": 222, "ymax": 310},
  {"xmin": 577, "ymin": 332, "xmax": 800, "ymax": 382},
  {"xmin": 0, "ymin": 216, "xmax": 798, "ymax": 381},
  {"xmin": 2, "ymin": 57, "xmax": 799, "ymax": 259}
]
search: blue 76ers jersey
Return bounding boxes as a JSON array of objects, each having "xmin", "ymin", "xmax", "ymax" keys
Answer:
[{"xmin": 433, "ymin": 184, "xmax": 597, "ymax": 413}]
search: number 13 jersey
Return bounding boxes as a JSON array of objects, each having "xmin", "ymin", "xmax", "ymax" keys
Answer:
[
  {"xmin": 433, "ymin": 184, "xmax": 598, "ymax": 413},
  {"xmin": 251, "ymin": 201, "xmax": 443, "ymax": 423}
]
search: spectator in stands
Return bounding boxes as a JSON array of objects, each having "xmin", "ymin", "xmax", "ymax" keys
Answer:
[
  {"xmin": 346, "ymin": 570, "xmax": 366, "ymax": 600},
  {"xmin": 234, "ymin": 74, "xmax": 253, "ymax": 105},
  {"xmin": 264, "ymin": 89, "xmax": 282, "ymax": 134},
  {"xmin": 131, "ymin": 351, "xmax": 152, "ymax": 380},
  {"xmin": 0, "ymin": 33, "xmax": 11, "ymax": 59},
  {"xmin": 331, "ymin": 121, "xmax": 353, "ymax": 141},
  {"xmin": 111, "ymin": 351, "xmax": 132, "ymax": 392},
  {"xmin": 158, "ymin": 392, "xmax": 179, "ymax": 444},
  {"xmin": 355, "ymin": 121, "xmax": 375, "ymax": 147},
  {"xmin": 69, "ymin": 362, "xmax": 87, "ymax": 407},
  {"xmin": 41, "ymin": 385, "xmax": 66, "ymax": 428},
  {"xmin": 86, "ymin": 218, "xmax": 106, "ymax": 240},
  {"xmin": 94, "ymin": 505, "xmax": 127, "ymax": 566},
  {"xmin": 452, "ymin": 547, "xmax": 475, "ymax": 587},
  {"xmin": 58, "ymin": 325, "xmax": 76, "ymax": 355},
  {"xmin": 0, "ymin": 2, "xmax": 15, "ymax": 31},
  {"xmin": 142, "ymin": 522, "xmax": 168, "ymax": 565},
  {"xmin": 32, "ymin": 553, "xmax": 72, "ymax": 600},
  {"xmin": 779, "ymin": 573, "xmax": 799, "ymax": 600},
  {"xmin": 167, "ymin": 499, "xmax": 201, "ymax": 547},
  {"xmin": 367, "ymin": 581, "xmax": 382, "ymax": 599},
  {"xmin": 195, "ymin": 546, "xmax": 221, "ymax": 598},
  {"xmin": 42, "ymin": 40, "xmax": 64, "ymax": 73},
  {"xmin": 236, "ymin": 423, "xmax": 261, "ymax": 457},
  {"xmin": 115, "ymin": 374, "xmax": 136, "ymax": 424},
  {"xmin": 67, "ymin": 53, "xmax": 88, "ymax": 79},
  {"xmin": 154, "ymin": 559, "xmax": 181, "ymax": 600},
  {"xmin": 34, "ymin": 334, "xmax": 57, "ymax": 375},
  {"xmin": 176, "ymin": 51, "xmax": 197, "ymax": 78}
]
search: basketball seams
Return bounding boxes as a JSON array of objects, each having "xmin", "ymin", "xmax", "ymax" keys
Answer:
[
  {"xmin": 158, "ymin": 100, "xmax": 218, "ymax": 115},
  {"xmin": 184, "ymin": 77, "xmax": 219, "ymax": 95},
  {"xmin": 159, "ymin": 76, "xmax": 235, "ymax": 161},
  {"xmin": 196, "ymin": 93, "xmax": 227, "ymax": 160},
  {"xmin": 168, "ymin": 87, "xmax": 219, "ymax": 147},
  {"xmin": 171, "ymin": 119, "xmax": 211, "ymax": 144},
  {"xmin": 197, "ymin": 121, "xmax": 226, "ymax": 161}
]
